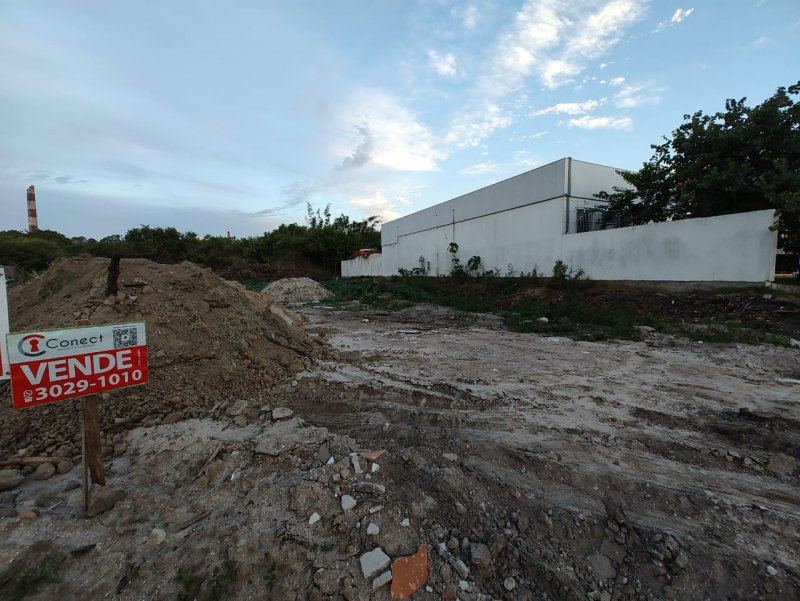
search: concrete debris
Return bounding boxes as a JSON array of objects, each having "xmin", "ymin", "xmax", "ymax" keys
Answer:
[
  {"xmin": 588, "ymin": 552, "xmax": 616, "ymax": 579},
  {"xmin": 767, "ymin": 453, "xmax": 796, "ymax": 476},
  {"xmin": 350, "ymin": 453, "xmax": 364, "ymax": 474},
  {"xmin": 355, "ymin": 482, "xmax": 385, "ymax": 495},
  {"xmin": 767, "ymin": 565, "xmax": 778, "ymax": 577},
  {"xmin": 369, "ymin": 505, "xmax": 383, "ymax": 514},
  {"xmin": 148, "ymin": 528, "xmax": 166, "ymax": 545},
  {"xmin": 776, "ymin": 378, "xmax": 800, "ymax": 385},
  {"xmin": 371, "ymin": 463, "xmax": 380, "ymax": 473},
  {"xmin": 372, "ymin": 570, "xmax": 392, "ymax": 591},
  {"xmin": 503, "ymin": 576, "xmax": 516, "ymax": 591},
  {"xmin": 401, "ymin": 518, "xmax": 410, "ymax": 527},
  {"xmin": 271, "ymin": 407, "xmax": 294, "ymax": 421},
  {"xmin": 789, "ymin": 338, "xmax": 800, "ymax": 348},
  {"xmin": 309, "ymin": 512, "xmax": 321, "ymax": 525},
  {"xmin": 367, "ymin": 522, "xmax": 380, "ymax": 535},
  {"xmin": 537, "ymin": 317, "xmax": 549, "ymax": 323},
  {"xmin": 360, "ymin": 547, "xmax": 391, "ymax": 579},
  {"xmin": 442, "ymin": 453, "xmax": 458, "ymax": 462},
  {"xmin": 87, "ymin": 488, "xmax": 125, "ymax": 517},
  {"xmin": 341, "ymin": 495, "xmax": 357, "ymax": 511},
  {"xmin": 390, "ymin": 543, "xmax": 429, "ymax": 600},
  {"xmin": 453, "ymin": 559, "xmax": 470, "ymax": 578}
]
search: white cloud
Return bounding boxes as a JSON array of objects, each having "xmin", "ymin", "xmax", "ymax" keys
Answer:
[
  {"xmin": 755, "ymin": 35, "xmax": 768, "ymax": 45},
  {"xmin": 339, "ymin": 91, "xmax": 445, "ymax": 172},
  {"xmin": 568, "ymin": 115, "xmax": 632, "ymax": 129},
  {"xmin": 655, "ymin": 7, "xmax": 694, "ymax": 32},
  {"xmin": 460, "ymin": 150, "xmax": 540, "ymax": 176},
  {"xmin": 460, "ymin": 161, "xmax": 498, "ymax": 175},
  {"xmin": 428, "ymin": 49, "xmax": 460, "ymax": 77},
  {"xmin": 348, "ymin": 188, "xmax": 401, "ymax": 221},
  {"xmin": 534, "ymin": 98, "xmax": 607, "ymax": 116},
  {"xmin": 445, "ymin": 0, "xmax": 646, "ymax": 147},
  {"xmin": 453, "ymin": 3, "xmax": 480, "ymax": 30},
  {"xmin": 609, "ymin": 76, "xmax": 625, "ymax": 86},
  {"xmin": 614, "ymin": 82, "xmax": 662, "ymax": 108}
]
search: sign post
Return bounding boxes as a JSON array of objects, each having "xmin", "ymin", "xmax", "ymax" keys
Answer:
[
  {"xmin": 0, "ymin": 268, "xmax": 9, "ymax": 381},
  {"xmin": 6, "ymin": 322, "xmax": 148, "ymax": 510}
]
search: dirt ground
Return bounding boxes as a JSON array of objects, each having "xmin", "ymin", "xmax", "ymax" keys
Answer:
[{"xmin": 1, "ymin": 295, "xmax": 799, "ymax": 601}]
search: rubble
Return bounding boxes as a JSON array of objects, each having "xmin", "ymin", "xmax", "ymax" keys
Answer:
[
  {"xmin": 261, "ymin": 277, "xmax": 331, "ymax": 304},
  {"xmin": 359, "ymin": 547, "xmax": 391, "ymax": 579},
  {"xmin": 390, "ymin": 543, "xmax": 428, "ymax": 600}
]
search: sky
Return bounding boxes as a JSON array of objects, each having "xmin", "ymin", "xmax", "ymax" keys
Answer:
[{"xmin": 1, "ymin": 1, "xmax": 798, "ymax": 239}]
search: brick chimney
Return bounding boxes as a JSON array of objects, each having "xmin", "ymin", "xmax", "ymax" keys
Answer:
[{"xmin": 27, "ymin": 185, "xmax": 38, "ymax": 233}]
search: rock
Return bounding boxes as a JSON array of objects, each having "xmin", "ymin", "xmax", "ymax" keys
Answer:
[
  {"xmin": 767, "ymin": 453, "xmax": 796, "ymax": 476},
  {"xmin": 599, "ymin": 592, "xmax": 612, "ymax": 601},
  {"xmin": 390, "ymin": 544, "xmax": 429, "ymax": 600},
  {"xmin": 600, "ymin": 537, "xmax": 627, "ymax": 564},
  {"xmin": 341, "ymin": 495, "xmax": 357, "ymax": 511},
  {"xmin": 401, "ymin": 518, "xmax": 410, "ymax": 527},
  {"xmin": 162, "ymin": 411, "xmax": 184, "ymax": 425},
  {"xmin": 537, "ymin": 317, "xmax": 549, "ymax": 323},
  {"xmin": 440, "ymin": 563, "xmax": 452, "ymax": 583},
  {"xmin": 369, "ymin": 505, "xmax": 383, "ymax": 514},
  {"xmin": 314, "ymin": 567, "xmax": 343, "ymax": 596},
  {"xmin": 636, "ymin": 325, "xmax": 656, "ymax": 338},
  {"xmin": 56, "ymin": 461, "xmax": 74, "ymax": 474},
  {"xmin": 470, "ymin": 543, "xmax": 492, "ymax": 568},
  {"xmin": 442, "ymin": 453, "xmax": 458, "ymax": 462},
  {"xmin": 360, "ymin": 548, "xmax": 391, "ymax": 579},
  {"xmin": 350, "ymin": 453, "xmax": 364, "ymax": 474},
  {"xmin": 148, "ymin": 528, "xmax": 166, "ymax": 545},
  {"xmin": 674, "ymin": 550, "xmax": 689, "ymax": 569},
  {"xmin": 355, "ymin": 482, "xmax": 386, "ymax": 495},
  {"xmin": 0, "ymin": 470, "xmax": 25, "ymax": 491},
  {"xmin": 367, "ymin": 522, "xmax": 380, "ymax": 535},
  {"xmin": 453, "ymin": 559, "xmax": 469, "ymax": 578},
  {"xmin": 766, "ymin": 565, "xmax": 778, "ymax": 577},
  {"xmin": 271, "ymin": 407, "xmax": 294, "ymax": 421},
  {"xmin": 233, "ymin": 415, "xmax": 248, "ymax": 427},
  {"xmin": 789, "ymin": 338, "xmax": 800, "ymax": 349},
  {"xmin": 17, "ymin": 509, "xmax": 39, "ymax": 520},
  {"xmin": 372, "ymin": 570, "xmax": 392, "ymax": 591},
  {"xmin": 504, "ymin": 577, "xmax": 516, "ymax": 591},
  {"xmin": 455, "ymin": 502, "xmax": 466, "ymax": 515},
  {"xmin": 309, "ymin": 512, "xmax": 321, "ymax": 525},
  {"xmin": 87, "ymin": 488, "xmax": 125, "ymax": 517},
  {"xmin": 458, "ymin": 580, "xmax": 470, "ymax": 591},
  {"xmin": 34, "ymin": 462, "xmax": 56, "ymax": 481},
  {"xmin": 588, "ymin": 553, "xmax": 617, "ymax": 579},
  {"xmin": 371, "ymin": 463, "xmax": 380, "ymax": 473},
  {"xmin": 447, "ymin": 537, "xmax": 459, "ymax": 551},
  {"xmin": 317, "ymin": 444, "xmax": 331, "ymax": 465}
]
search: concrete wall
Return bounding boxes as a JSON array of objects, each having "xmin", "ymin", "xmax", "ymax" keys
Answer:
[
  {"xmin": 560, "ymin": 209, "xmax": 777, "ymax": 282},
  {"xmin": 341, "ymin": 253, "xmax": 383, "ymax": 277}
]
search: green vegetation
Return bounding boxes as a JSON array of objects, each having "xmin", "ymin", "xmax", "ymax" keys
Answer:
[
  {"xmin": 0, "ymin": 204, "xmax": 380, "ymax": 278},
  {"xmin": 597, "ymin": 80, "xmax": 800, "ymax": 257},
  {"xmin": 322, "ymin": 270, "xmax": 797, "ymax": 346},
  {"xmin": 207, "ymin": 559, "xmax": 238, "ymax": 601}
]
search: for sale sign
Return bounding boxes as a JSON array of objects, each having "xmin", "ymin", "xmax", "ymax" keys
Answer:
[{"xmin": 6, "ymin": 322, "xmax": 147, "ymax": 409}]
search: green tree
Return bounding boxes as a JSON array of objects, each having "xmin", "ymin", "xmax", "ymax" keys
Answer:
[{"xmin": 597, "ymin": 81, "xmax": 800, "ymax": 255}]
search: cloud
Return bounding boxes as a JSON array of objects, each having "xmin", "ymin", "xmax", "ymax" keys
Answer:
[
  {"xmin": 54, "ymin": 175, "xmax": 89, "ymax": 185},
  {"xmin": 609, "ymin": 76, "xmax": 625, "ymax": 86},
  {"xmin": 534, "ymin": 98, "xmax": 607, "ymax": 115},
  {"xmin": 339, "ymin": 91, "xmax": 445, "ymax": 172},
  {"xmin": 428, "ymin": 49, "xmax": 460, "ymax": 77},
  {"xmin": 568, "ymin": 115, "xmax": 632, "ymax": 129},
  {"xmin": 655, "ymin": 7, "xmax": 694, "ymax": 32},
  {"xmin": 338, "ymin": 125, "xmax": 375, "ymax": 170},
  {"xmin": 348, "ymin": 188, "xmax": 401, "ymax": 221},
  {"xmin": 445, "ymin": 0, "xmax": 645, "ymax": 147},
  {"xmin": 614, "ymin": 82, "xmax": 662, "ymax": 108},
  {"xmin": 452, "ymin": 3, "xmax": 480, "ymax": 30},
  {"xmin": 755, "ymin": 35, "xmax": 768, "ymax": 45},
  {"xmin": 460, "ymin": 150, "xmax": 540, "ymax": 176},
  {"xmin": 254, "ymin": 181, "xmax": 315, "ymax": 216}
]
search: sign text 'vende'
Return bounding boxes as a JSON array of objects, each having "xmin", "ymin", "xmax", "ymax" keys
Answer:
[{"xmin": 7, "ymin": 322, "xmax": 148, "ymax": 409}]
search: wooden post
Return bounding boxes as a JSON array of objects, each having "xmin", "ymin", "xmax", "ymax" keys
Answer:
[{"xmin": 81, "ymin": 396, "xmax": 106, "ymax": 511}]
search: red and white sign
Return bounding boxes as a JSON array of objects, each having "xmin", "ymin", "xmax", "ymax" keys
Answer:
[
  {"xmin": 0, "ymin": 268, "xmax": 9, "ymax": 381},
  {"xmin": 7, "ymin": 322, "xmax": 148, "ymax": 409}
]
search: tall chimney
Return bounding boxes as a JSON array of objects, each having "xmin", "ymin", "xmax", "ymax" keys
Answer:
[{"xmin": 27, "ymin": 185, "xmax": 38, "ymax": 233}]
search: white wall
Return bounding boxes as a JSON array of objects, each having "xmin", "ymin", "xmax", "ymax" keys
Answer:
[
  {"xmin": 341, "ymin": 254, "xmax": 383, "ymax": 277},
  {"xmin": 560, "ymin": 209, "xmax": 777, "ymax": 282}
]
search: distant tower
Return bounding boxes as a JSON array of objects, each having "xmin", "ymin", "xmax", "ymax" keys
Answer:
[{"xmin": 26, "ymin": 185, "xmax": 38, "ymax": 232}]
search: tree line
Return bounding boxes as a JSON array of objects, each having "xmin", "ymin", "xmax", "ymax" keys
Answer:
[
  {"xmin": 0, "ymin": 204, "xmax": 381, "ymax": 277},
  {"xmin": 598, "ymin": 80, "xmax": 800, "ymax": 258}
]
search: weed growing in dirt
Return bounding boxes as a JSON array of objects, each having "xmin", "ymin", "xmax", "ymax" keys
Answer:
[
  {"xmin": 3, "ymin": 553, "xmax": 65, "ymax": 601},
  {"xmin": 322, "ymin": 277, "xmax": 798, "ymax": 345},
  {"xmin": 263, "ymin": 560, "xmax": 277, "ymax": 589},
  {"xmin": 207, "ymin": 559, "xmax": 238, "ymax": 601},
  {"xmin": 175, "ymin": 567, "xmax": 203, "ymax": 601}
]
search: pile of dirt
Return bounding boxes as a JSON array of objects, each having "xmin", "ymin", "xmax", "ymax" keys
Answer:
[
  {"xmin": 216, "ymin": 262, "xmax": 304, "ymax": 283},
  {"xmin": 0, "ymin": 257, "xmax": 330, "ymax": 461},
  {"xmin": 262, "ymin": 277, "xmax": 331, "ymax": 304}
]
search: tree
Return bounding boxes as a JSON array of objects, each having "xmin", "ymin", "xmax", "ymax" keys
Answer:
[{"xmin": 597, "ymin": 81, "xmax": 800, "ymax": 255}]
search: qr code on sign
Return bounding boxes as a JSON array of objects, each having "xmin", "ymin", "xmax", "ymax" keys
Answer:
[{"xmin": 113, "ymin": 327, "xmax": 138, "ymax": 348}]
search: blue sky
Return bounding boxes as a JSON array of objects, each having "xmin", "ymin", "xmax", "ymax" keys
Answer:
[{"xmin": 1, "ymin": 0, "xmax": 798, "ymax": 238}]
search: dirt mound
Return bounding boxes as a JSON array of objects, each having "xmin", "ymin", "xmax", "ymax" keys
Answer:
[
  {"xmin": 0, "ymin": 257, "xmax": 330, "ymax": 461},
  {"xmin": 262, "ymin": 277, "xmax": 331, "ymax": 304}
]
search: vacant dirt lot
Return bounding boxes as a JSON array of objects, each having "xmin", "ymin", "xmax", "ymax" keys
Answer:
[{"xmin": 1, "ymin": 285, "xmax": 799, "ymax": 600}]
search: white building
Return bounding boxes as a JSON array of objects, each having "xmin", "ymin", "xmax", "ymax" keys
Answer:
[{"xmin": 342, "ymin": 157, "xmax": 777, "ymax": 283}]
